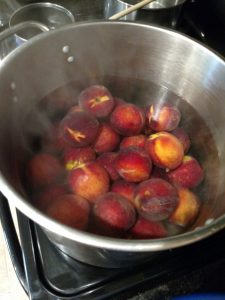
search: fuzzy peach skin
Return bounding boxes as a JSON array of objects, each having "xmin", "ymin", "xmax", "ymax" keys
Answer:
[
  {"xmin": 97, "ymin": 152, "xmax": 119, "ymax": 181},
  {"xmin": 78, "ymin": 85, "xmax": 115, "ymax": 118},
  {"xmin": 111, "ymin": 179, "xmax": 136, "ymax": 204},
  {"xmin": 171, "ymin": 127, "xmax": 191, "ymax": 154},
  {"xmin": 46, "ymin": 194, "xmax": 90, "ymax": 230},
  {"xmin": 120, "ymin": 134, "xmax": 147, "ymax": 150},
  {"xmin": 169, "ymin": 187, "xmax": 201, "ymax": 227},
  {"xmin": 167, "ymin": 155, "xmax": 204, "ymax": 189},
  {"xmin": 115, "ymin": 147, "xmax": 152, "ymax": 183},
  {"xmin": 145, "ymin": 131, "xmax": 184, "ymax": 170},
  {"xmin": 146, "ymin": 103, "xmax": 181, "ymax": 132},
  {"xmin": 110, "ymin": 103, "xmax": 145, "ymax": 136},
  {"xmin": 63, "ymin": 146, "xmax": 96, "ymax": 171},
  {"xmin": 69, "ymin": 161, "xmax": 110, "ymax": 203}
]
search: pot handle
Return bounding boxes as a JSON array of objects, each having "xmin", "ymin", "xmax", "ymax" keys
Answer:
[{"xmin": 0, "ymin": 21, "xmax": 49, "ymax": 42}]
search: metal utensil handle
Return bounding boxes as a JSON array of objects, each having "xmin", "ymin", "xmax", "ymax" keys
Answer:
[
  {"xmin": 109, "ymin": 0, "xmax": 155, "ymax": 20},
  {"xmin": 0, "ymin": 21, "xmax": 49, "ymax": 42}
]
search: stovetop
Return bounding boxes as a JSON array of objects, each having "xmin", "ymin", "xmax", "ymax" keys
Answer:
[{"xmin": 1, "ymin": 0, "xmax": 225, "ymax": 299}]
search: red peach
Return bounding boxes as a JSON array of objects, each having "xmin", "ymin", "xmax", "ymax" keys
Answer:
[
  {"xmin": 97, "ymin": 152, "xmax": 119, "ymax": 181},
  {"xmin": 46, "ymin": 194, "xmax": 90, "ymax": 230},
  {"xmin": 69, "ymin": 161, "xmax": 110, "ymax": 203},
  {"xmin": 93, "ymin": 192, "xmax": 136, "ymax": 237},
  {"xmin": 115, "ymin": 147, "xmax": 152, "ymax": 182},
  {"xmin": 60, "ymin": 111, "xmax": 99, "ymax": 147},
  {"xmin": 134, "ymin": 178, "xmax": 178, "ymax": 221},
  {"xmin": 93, "ymin": 123, "xmax": 120, "ymax": 154},
  {"xmin": 63, "ymin": 147, "xmax": 96, "ymax": 171},
  {"xmin": 171, "ymin": 127, "xmax": 191, "ymax": 154},
  {"xmin": 111, "ymin": 179, "xmax": 136, "ymax": 204},
  {"xmin": 129, "ymin": 217, "xmax": 167, "ymax": 239},
  {"xmin": 114, "ymin": 97, "xmax": 126, "ymax": 107},
  {"xmin": 27, "ymin": 153, "xmax": 64, "ymax": 189},
  {"xmin": 146, "ymin": 103, "xmax": 181, "ymax": 132},
  {"xmin": 120, "ymin": 134, "xmax": 146, "ymax": 150},
  {"xmin": 167, "ymin": 155, "xmax": 204, "ymax": 188},
  {"xmin": 42, "ymin": 122, "xmax": 67, "ymax": 154},
  {"xmin": 145, "ymin": 131, "xmax": 184, "ymax": 170},
  {"xmin": 169, "ymin": 187, "xmax": 201, "ymax": 227},
  {"xmin": 32, "ymin": 184, "xmax": 68, "ymax": 211},
  {"xmin": 110, "ymin": 103, "xmax": 145, "ymax": 136},
  {"xmin": 78, "ymin": 85, "xmax": 114, "ymax": 118}
]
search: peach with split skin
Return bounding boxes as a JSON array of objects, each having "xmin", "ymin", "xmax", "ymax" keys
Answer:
[
  {"xmin": 120, "ymin": 134, "xmax": 147, "ymax": 150},
  {"xmin": 167, "ymin": 155, "xmax": 204, "ymax": 189},
  {"xmin": 145, "ymin": 131, "xmax": 184, "ymax": 170},
  {"xmin": 134, "ymin": 178, "xmax": 178, "ymax": 221},
  {"xmin": 115, "ymin": 147, "xmax": 152, "ymax": 183},
  {"xmin": 97, "ymin": 152, "xmax": 119, "ymax": 181},
  {"xmin": 27, "ymin": 153, "xmax": 64, "ymax": 189},
  {"xmin": 111, "ymin": 179, "xmax": 136, "ymax": 204},
  {"xmin": 68, "ymin": 161, "xmax": 110, "ymax": 203},
  {"xmin": 93, "ymin": 192, "xmax": 136, "ymax": 237},
  {"xmin": 169, "ymin": 187, "xmax": 201, "ymax": 227},
  {"xmin": 78, "ymin": 85, "xmax": 115, "ymax": 118},
  {"xmin": 146, "ymin": 103, "xmax": 181, "ymax": 132},
  {"xmin": 93, "ymin": 123, "xmax": 120, "ymax": 154},
  {"xmin": 60, "ymin": 110, "xmax": 99, "ymax": 147},
  {"xmin": 110, "ymin": 103, "xmax": 145, "ymax": 136},
  {"xmin": 46, "ymin": 194, "xmax": 90, "ymax": 230},
  {"xmin": 171, "ymin": 127, "xmax": 191, "ymax": 154},
  {"xmin": 129, "ymin": 217, "xmax": 167, "ymax": 239},
  {"xmin": 63, "ymin": 147, "xmax": 96, "ymax": 171},
  {"xmin": 32, "ymin": 184, "xmax": 68, "ymax": 211}
]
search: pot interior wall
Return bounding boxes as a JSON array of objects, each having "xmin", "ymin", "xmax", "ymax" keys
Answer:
[{"xmin": 0, "ymin": 22, "xmax": 225, "ymax": 235}]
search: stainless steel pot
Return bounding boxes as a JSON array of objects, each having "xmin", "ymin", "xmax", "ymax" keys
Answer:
[
  {"xmin": 104, "ymin": 0, "xmax": 188, "ymax": 28},
  {"xmin": 0, "ymin": 21, "xmax": 225, "ymax": 268}
]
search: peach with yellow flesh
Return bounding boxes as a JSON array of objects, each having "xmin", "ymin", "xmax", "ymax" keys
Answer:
[
  {"xmin": 145, "ymin": 131, "xmax": 184, "ymax": 170},
  {"xmin": 110, "ymin": 103, "xmax": 145, "ymax": 136},
  {"xmin": 93, "ymin": 123, "xmax": 120, "ymax": 154},
  {"xmin": 60, "ymin": 111, "xmax": 99, "ymax": 147},
  {"xmin": 63, "ymin": 147, "xmax": 96, "ymax": 171},
  {"xmin": 27, "ymin": 153, "xmax": 64, "ymax": 189},
  {"xmin": 111, "ymin": 179, "xmax": 136, "ymax": 203},
  {"xmin": 146, "ymin": 103, "xmax": 181, "ymax": 132},
  {"xmin": 167, "ymin": 155, "xmax": 204, "ymax": 188},
  {"xmin": 115, "ymin": 147, "xmax": 152, "ymax": 183},
  {"xmin": 120, "ymin": 134, "xmax": 146, "ymax": 150},
  {"xmin": 134, "ymin": 178, "xmax": 178, "ymax": 221},
  {"xmin": 93, "ymin": 192, "xmax": 136, "ymax": 237},
  {"xmin": 169, "ymin": 188, "xmax": 201, "ymax": 227},
  {"xmin": 68, "ymin": 161, "xmax": 110, "ymax": 203},
  {"xmin": 78, "ymin": 85, "xmax": 115, "ymax": 118},
  {"xmin": 171, "ymin": 127, "xmax": 191, "ymax": 154},
  {"xmin": 97, "ymin": 152, "xmax": 119, "ymax": 181},
  {"xmin": 46, "ymin": 194, "xmax": 90, "ymax": 230},
  {"xmin": 129, "ymin": 217, "xmax": 167, "ymax": 239}
]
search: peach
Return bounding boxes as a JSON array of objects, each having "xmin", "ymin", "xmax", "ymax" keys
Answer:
[
  {"xmin": 42, "ymin": 122, "xmax": 67, "ymax": 154},
  {"xmin": 46, "ymin": 194, "xmax": 90, "ymax": 230},
  {"xmin": 93, "ymin": 123, "xmax": 120, "ymax": 154},
  {"xmin": 145, "ymin": 131, "xmax": 184, "ymax": 170},
  {"xmin": 115, "ymin": 147, "xmax": 152, "ymax": 182},
  {"xmin": 134, "ymin": 178, "xmax": 178, "ymax": 221},
  {"xmin": 97, "ymin": 152, "xmax": 119, "ymax": 181},
  {"xmin": 167, "ymin": 155, "xmax": 204, "ymax": 188},
  {"xmin": 27, "ymin": 153, "xmax": 64, "ymax": 189},
  {"xmin": 146, "ymin": 103, "xmax": 181, "ymax": 132},
  {"xmin": 120, "ymin": 134, "xmax": 146, "ymax": 150},
  {"xmin": 151, "ymin": 166, "xmax": 169, "ymax": 181},
  {"xmin": 78, "ymin": 85, "xmax": 114, "ymax": 118},
  {"xmin": 32, "ymin": 184, "xmax": 68, "ymax": 211},
  {"xmin": 68, "ymin": 105, "xmax": 84, "ymax": 113},
  {"xmin": 114, "ymin": 97, "xmax": 126, "ymax": 107},
  {"xmin": 129, "ymin": 217, "xmax": 167, "ymax": 239},
  {"xmin": 111, "ymin": 179, "xmax": 136, "ymax": 203},
  {"xmin": 93, "ymin": 192, "xmax": 136, "ymax": 237},
  {"xmin": 110, "ymin": 103, "xmax": 145, "ymax": 136},
  {"xmin": 63, "ymin": 147, "xmax": 96, "ymax": 171},
  {"xmin": 69, "ymin": 161, "xmax": 110, "ymax": 203},
  {"xmin": 171, "ymin": 127, "xmax": 191, "ymax": 154},
  {"xmin": 169, "ymin": 187, "xmax": 201, "ymax": 227},
  {"xmin": 60, "ymin": 111, "xmax": 99, "ymax": 147}
]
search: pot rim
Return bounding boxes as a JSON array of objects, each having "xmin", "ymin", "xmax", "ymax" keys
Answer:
[
  {"xmin": 113, "ymin": 0, "xmax": 188, "ymax": 10},
  {"xmin": 1, "ymin": 20, "xmax": 225, "ymax": 252}
]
